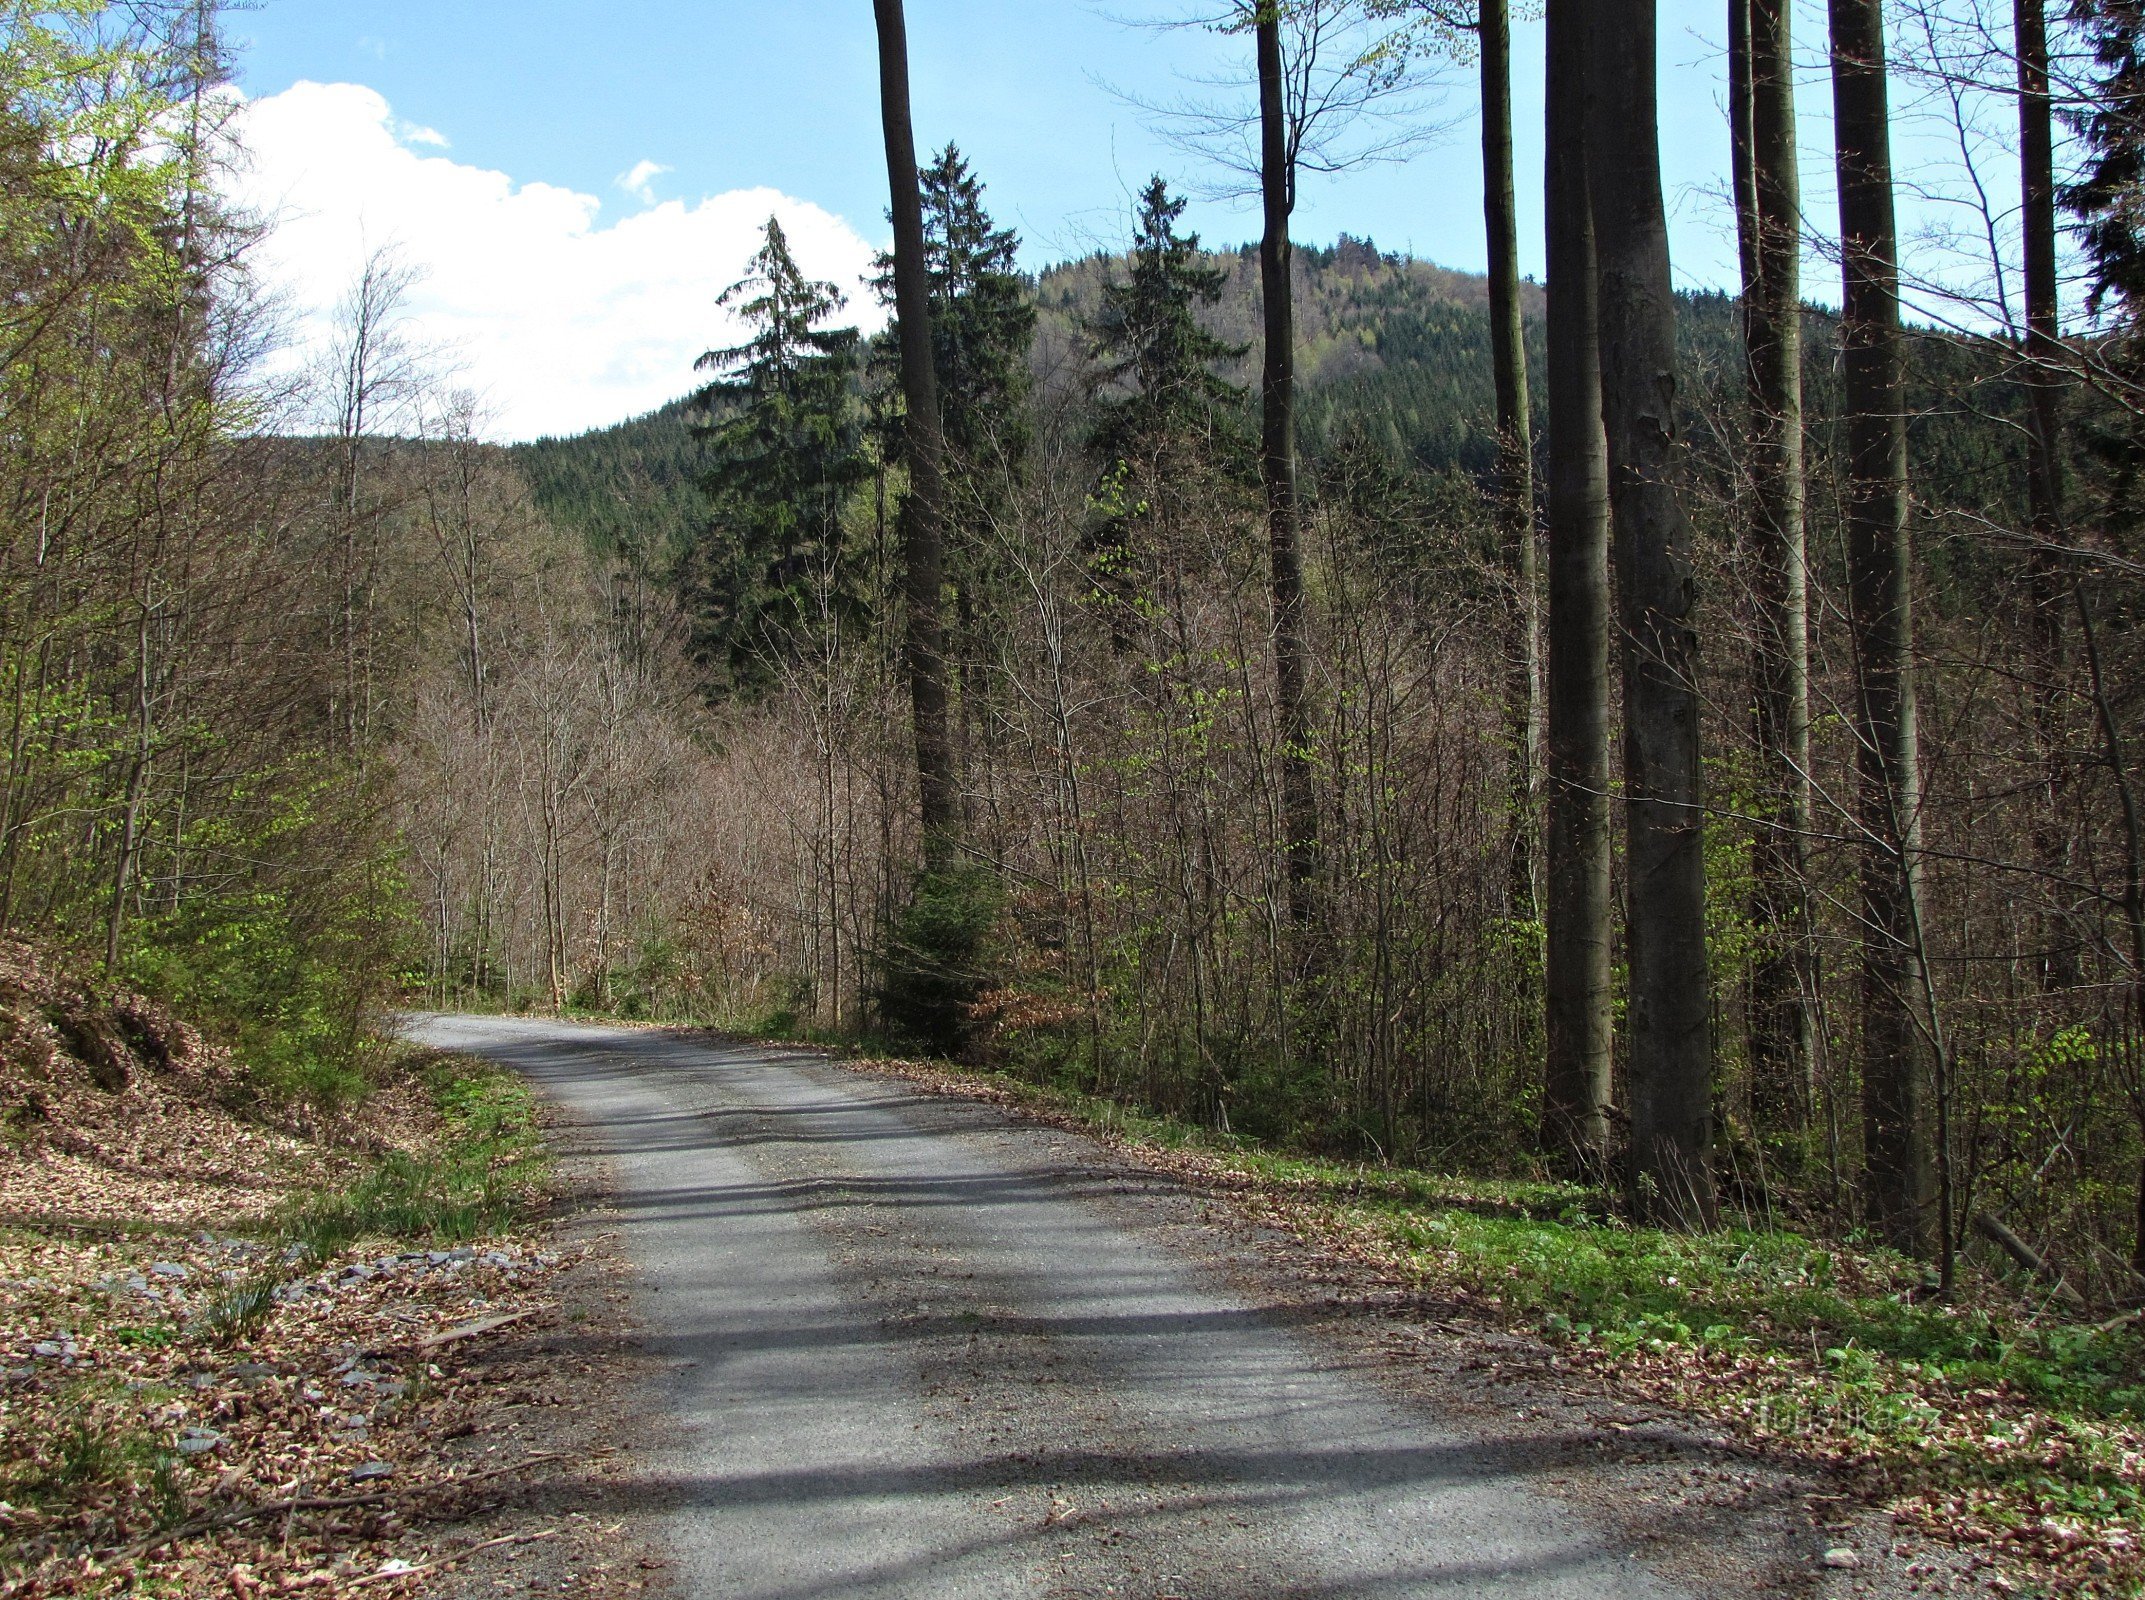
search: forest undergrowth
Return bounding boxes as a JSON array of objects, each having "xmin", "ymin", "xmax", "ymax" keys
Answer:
[{"xmin": 0, "ymin": 941, "xmax": 610, "ymax": 1597}]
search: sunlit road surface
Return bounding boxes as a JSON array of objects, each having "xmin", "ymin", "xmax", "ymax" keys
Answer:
[{"xmin": 405, "ymin": 1014, "xmax": 1702, "ymax": 1600}]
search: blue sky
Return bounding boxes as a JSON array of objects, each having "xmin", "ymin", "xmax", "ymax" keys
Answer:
[
  {"xmin": 230, "ymin": 0, "xmax": 1756, "ymax": 282},
  {"xmin": 224, "ymin": 2, "xmax": 2019, "ymax": 439}
]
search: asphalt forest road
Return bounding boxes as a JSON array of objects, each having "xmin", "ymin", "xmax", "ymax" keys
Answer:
[{"xmin": 406, "ymin": 1015, "xmax": 1717, "ymax": 1600}]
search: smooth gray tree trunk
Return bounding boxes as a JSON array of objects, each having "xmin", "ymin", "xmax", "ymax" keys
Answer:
[
  {"xmin": 1829, "ymin": 0, "xmax": 1932, "ymax": 1255},
  {"xmin": 1734, "ymin": 0, "xmax": 1815, "ymax": 1136},
  {"xmin": 2016, "ymin": 0, "xmax": 2074, "ymax": 989},
  {"xmin": 1542, "ymin": 0, "xmax": 1613, "ymax": 1176},
  {"xmin": 873, "ymin": 0, "xmax": 958, "ymax": 857},
  {"xmin": 1584, "ymin": 0, "xmax": 1717, "ymax": 1226},
  {"xmin": 1257, "ymin": 10, "xmax": 1319, "ymax": 929},
  {"xmin": 1480, "ymin": 0, "xmax": 1541, "ymax": 920}
]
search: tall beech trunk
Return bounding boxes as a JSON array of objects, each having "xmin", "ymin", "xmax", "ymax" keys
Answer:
[
  {"xmin": 1481, "ymin": 0, "xmax": 1542, "ymax": 919},
  {"xmin": 1829, "ymin": 0, "xmax": 1932, "ymax": 1255},
  {"xmin": 1257, "ymin": 10, "xmax": 1319, "ymax": 926},
  {"xmin": 1584, "ymin": 0, "xmax": 1717, "ymax": 1227},
  {"xmin": 2017, "ymin": 0, "xmax": 2063, "ymax": 557},
  {"xmin": 2017, "ymin": 0, "xmax": 2074, "ymax": 988},
  {"xmin": 1733, "ymin": 0, "xmax": 1815, "ymax": 1134},
  {"xmin": 1542, "ymin": 0, "xmax": 1614, "ymax": 1175},
  {"xmin": 874, "ymin": 0, "xmax": 958, "ymax": 857}
]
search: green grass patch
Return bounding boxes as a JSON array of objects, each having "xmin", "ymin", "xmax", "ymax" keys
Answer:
[
  {"xmin": 952, "ymin": 1056, "xmax": 2145, "ymax": 1414},
  {"xmin": 200, "ymin": 1050, "xmax": 547, "ymax": 1345},
  {"xmin": 282, "ymin": 1048, "xmax": 545, "ymax": 1260},
  {"xmin": 6, "ymin": 1383, "xmax": 187, "ymax": 1530}
]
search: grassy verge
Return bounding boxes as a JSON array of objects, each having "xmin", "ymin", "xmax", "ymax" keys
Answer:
[
  {"xmin": 280, "ymin": 1049, "xmax": 546, "ymax": 1260},
  {"xmin": 198, "ymin": 1050, "xmax": 547, "ymax": 1345},
  {"xmin": 832, "ymin": 1049, "xmax": 2142, "ymax": 1596}
]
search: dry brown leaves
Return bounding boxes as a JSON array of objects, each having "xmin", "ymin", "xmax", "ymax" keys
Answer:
[
  {"xmin": 0, "ymin": 947, "xmax": 590, "ymax": 1596},
  {"xmin": 1, "ymin": 1228, "xmax": 585, "ymax": 1595}
]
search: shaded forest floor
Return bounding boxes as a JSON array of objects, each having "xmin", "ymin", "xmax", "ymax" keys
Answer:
[
  {"xmin": 745, "ymin": 1038, "xmax": 2143, "ymax": 1599},
  {"xmin": 0, "ymin": 949, "xmax": 661, "ymax": 1597}
]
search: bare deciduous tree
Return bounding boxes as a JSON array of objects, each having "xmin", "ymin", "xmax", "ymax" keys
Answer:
[
  {"xmin": 875, "ymin": 0, "xmax": 960, "ymax": 858},
  {"xmin": 1541, "ymin": 0, "xmax": 1613, "ymax": 1176},
  {"xmin": 1585, "ymin": 0, "xmax": 1716, "ymax": 1225}
]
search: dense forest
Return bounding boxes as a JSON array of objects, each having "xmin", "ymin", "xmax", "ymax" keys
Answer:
[{"xmin": 7, "ymin": 0, "xmax": 2145, "ymax": 1324}]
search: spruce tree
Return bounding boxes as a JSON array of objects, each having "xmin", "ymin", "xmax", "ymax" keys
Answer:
[
  {"xmin": 872, "ymin": 145, "xmax": 1038, "ymax": 769},
  {"xmin": 2070, "ymin": 0, "xmax": 2145, "ymax": 339},
  {"xmin": 874, "ymin": 147, "xmax": 1037, "ymax": 493},
  {"xmin": 1085, "ymin": 177, "xmax": 1245, "ymax": 618},
  {"xmin": 1087, "ymin": 177, "xmax": 1243, "ymax": 466},
  {"xmin": 684, "ymin": 217, "xmax": 867, "ymax": 689},
  {"xmin": 924, "ymin": 147, "xmax": 1035, "ymax": 480}
]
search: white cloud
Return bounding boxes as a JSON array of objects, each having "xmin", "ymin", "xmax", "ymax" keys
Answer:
[
  {"xmin": 228, "ymin": 81, "xmax": 883, "ymax": 441},
  {"xmin": 616, "ymin": 158, "xmax": 671, "ymax": 206}
]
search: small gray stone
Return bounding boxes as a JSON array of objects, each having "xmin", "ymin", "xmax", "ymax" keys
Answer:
[
  {"xmin": 1819, "ymin": 1547, "xmax": 1860, "ymax": 1570},
  {"xmin": 348, "ymin": 1461, "xmax": 394, "ymax": 1482},
  {"xmin": 175, "ymin": 1427, "xmax": 221, "ymax": 1456},
  {"xmin": 150, "ymin": 1262, "xmax": 188, "ymax": 1280}
]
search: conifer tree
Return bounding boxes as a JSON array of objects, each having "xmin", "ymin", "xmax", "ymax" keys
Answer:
[
  {"xmin": 874, "ymin": 147, "xmax": 1037, "ymax": 494},
  {"xmin": 1088, "ymin": 177, "xmax": 1244, "ymax": 464},
  {"xmin": 684, "ymin": 217, "xmax": 867, "ymax": 689},
  {"xmin": 1085, "ymin": 176, "xmax": 1245, "ymax": 615},
  {"xmin": 920, "ymin": 147, "xmax": 1036, "ymax": 482},
  {"xmin": 869, "ymin": 146, "xmax": 1039, "ymax": 811},
  {"xmin": 2071, "ymin": 0, "xmax": 2145, "ymax": 355}
]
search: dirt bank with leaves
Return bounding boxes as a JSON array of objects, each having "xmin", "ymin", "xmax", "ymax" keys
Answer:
[{"xmin": 0, "ymin": 947, "xmax": 657, "ymax": 1597}]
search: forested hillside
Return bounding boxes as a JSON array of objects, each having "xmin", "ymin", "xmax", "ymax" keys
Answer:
[
  {"xmin": 514, "ymin": 400, "xmax": 703, "ymax": 568},
  {"xmin": 514, "ymin": 243, "xmax": 1571, "ymax": 560},
  {"xmin": 475, "ymin": 162, "xmax": 2108, "ymax": 1280},
  {"xmin": 516, "ymin": 249, "xmax": 2031, "ymax": 611},
  {"xmin": 11, "ymin": 0, "xmax": 2145, "ymax": 1590}
]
